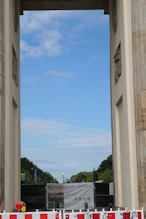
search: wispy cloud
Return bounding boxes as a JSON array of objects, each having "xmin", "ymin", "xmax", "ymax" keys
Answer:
[
  {"xmin": 20, "ymin": 29, "xmax": 62, "ymax": 59},
  {"xmin": 45, "ymin": 70, "xmax": 75, "ymax": 79},
  {"xmin": 20, "ymin": 11, "xmax": 109, "ymax": 59},
  {"xmin": 20, "ymin": 11, "xmax": 108, "ymax": 34},
  {"xmin": 88, "ymin": 54, "xmax": 98, "ymax": 63},
  {"xmin": 21, "ymin": 117, "xmax": 111, "ymax": 181},
  {"xmin": 23, "ymin": 75, "xmax": 44, "ymax": 85},
  {"xmin": 22, "ymin": 145, "xmax": 111, "ymax": 182},
  {"xmin": 23, "ymin": 69, "xmax": 76, "ymax": 86},
  {"xmin": 33, "ymin": 159, "xmax": 57, "ymax": 165},
  {"xmin": 21, "ymin": 118, "xmax": 111, "ymax": 149},
  {"xmin": 20, "ymin": 39, "xmax": 43, "ymax": 59},
  {"xmin": 20, "ymin": 10, "xmax": 110, "ymax": 181}
]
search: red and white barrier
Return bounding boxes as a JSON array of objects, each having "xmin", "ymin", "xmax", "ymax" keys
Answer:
[
  {"xmin": 0, "ymin": 211, "xmax": 60, "ymax": 219},
  {"xmin": 64, "ymin": 209, "xmax": 144, "ymax": 219},
  {"xmin": 0, "ymin": 209, "xmax": 144, "ymax": 219}
]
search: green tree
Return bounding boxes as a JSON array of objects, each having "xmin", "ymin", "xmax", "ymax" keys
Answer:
[
  {"xmin": 70, "ymin": 172, "xmax": 85, "ymax": 182},
  {"xmin": 21, "ymin": 168, "xmax": 32, "ymax": 184},
  {"xmin": 82, "ymin": 172, "xmax": 94, "ymax": 182},
  {"xmin": 21, "ymin": 157, "xmax": 58, "ymax": 184},
  {"xmin": 97, "ymin": 155, "xmax": 112, "ymax": 173},
  {"xmin": 70, "ymin": 172, "xmax": 94, "ymax": 183},
  {"xmin": 98, "ymin": 169, "xmax": 113, "ymax": 182},
  {"xmin": 69, "ymin": 154, "xmax": 113, "ymax": 183}
]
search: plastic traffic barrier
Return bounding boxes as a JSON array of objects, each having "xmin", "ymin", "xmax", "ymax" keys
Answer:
[
  {"xmin": 0, "ymin": 211, "xmax": 60, "ymax": 219},
  {"xmin": 0, "ymin": 209, "xmax": 144, "ymax": 219},
  {"xmin": 64, "ymin": 209, "xmax": 144, "ymax": 219}
]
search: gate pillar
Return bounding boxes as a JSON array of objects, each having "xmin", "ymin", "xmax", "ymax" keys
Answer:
[
  {"xmin": 0, "ymin": 0, "xmax": 21, "ymax": 211},
  {"xmin": 131, "ymin": 0, "xmax": 146, "ymax": 210},
  {"xmin": 109, "ymin": 0, "xmax": 139, "ymax": 209}
]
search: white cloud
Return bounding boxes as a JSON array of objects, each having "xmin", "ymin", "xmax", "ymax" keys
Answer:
[
  {"xmin": 20, "ymin": 11, "xmax": 109, "ymax": 59},
  {"xmin": 21, "ymin": 145, "xmax": 111, "ymax": 182},
  {"xmin": 21, "ymin": 118, "xmax": 111, "ymax": 148},
  {"xmin": 45, "ymin": 70, "xmax": 75, "ymax": 79},
  {"xmin": 20, "ymin": 29, "xmax": 62, "ymax": 58},
  {"xmin": 20, "ymin": 11, "xmax": 66, "ymax": 33},
  {"xmin": 33, "ymin": 159, "xmax": 57, "ymax": 165},
  {"xmin": 36, "ymin": 30, "xmax": 62, "ymax": 56},
  {"xmin": 21, "ymin": 118, "xmax": 111, "ymax": 181},
  {"xmin": 88, "ymin": 54, "xmax": 98, "ymax": 63},
  {"xmin": 23, "ymin": 70, "xmax": 76, "ymax": 86},
  {"xmin": 20, "ymin": 11, "xmax": 109, "ymax": 34},
  {"xmin": 20, "ymin": 10, "xmax": 110, "ymax": 180},
  {"xmin": 20, "ymin": 39, "xmax": 43, "ymax": 58},
  {"xmin": 24, "ymin": 75, "xmax": 44, "ymax": 85}
]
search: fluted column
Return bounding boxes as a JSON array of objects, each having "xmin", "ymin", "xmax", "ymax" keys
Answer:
[
  {"xmin": 0, "ymin": 0, "xmax": 5, "ymax": 210},
  {"xmin": 132, "ymin": 0, "xmax": 146, "ymax": 209}
]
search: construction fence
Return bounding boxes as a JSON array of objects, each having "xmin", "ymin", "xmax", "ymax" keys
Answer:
[{"xmin": 0, "ymin": 209, "xmax": 144, "ymax": 219}]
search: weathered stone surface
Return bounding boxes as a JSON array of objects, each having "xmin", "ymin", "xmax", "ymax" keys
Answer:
[
  {"xmin": 132, "ymin": 0, "xmax": 146, "ymax": 209},
  {"xmin": 12, "ymin": 45, "xmax": 18, "ymax": 86},
  {"xmin": 14, "ymin": 0, "xmax": 19, "ymax": 32},
  {"xmin": 114, "ymin": 43, "xmax": 121, "ymax": 84},
  {"xmin": 0, "ymin": 0, "xmax": 5, "ymax": 210},
  {"xmin": 112, "ymin": 0, "xmax": 117, "ymax": 32},
  {"xmin": 0, "ymin": 186, "xmax": 4, "ymax": 208}
]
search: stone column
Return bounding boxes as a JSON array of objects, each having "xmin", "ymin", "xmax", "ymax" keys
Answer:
[
  {"xmin": 132, "ymin": 0, "xmax": 146, "ymax": 209},
  {"xmin": 0, "ymin": 0, "xmax": 5, "ymax": 210},
  {"xmin": 109, "ymin": 0, "xmax": 139, "ymax": 209}
]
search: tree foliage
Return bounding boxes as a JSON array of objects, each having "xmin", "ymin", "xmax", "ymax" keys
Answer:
[
  {"xmin": 21, "ymin": 157, "xmax": 58, "ymax": 184},
  {"xmin": 98, "ymin": 169, "xmax": 113, "ymax": 182},
  {"xmin": 70, "ymin": 172, "xmax": 94, "ymax": 183},
  {"xmin": 70, "ymin": 155, "xmax": 113, "ymax": 183},
  {"xmin": 97, "ymin": 155, "xmax": 112, "ymax": 173}
]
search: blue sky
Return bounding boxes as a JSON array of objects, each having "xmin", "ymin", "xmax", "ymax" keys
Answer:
[{"xmin": 20, "ymin": 10, "xmax": 111, "ymax": 182}]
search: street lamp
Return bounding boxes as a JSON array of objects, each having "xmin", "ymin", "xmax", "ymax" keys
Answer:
[
  {"xmin": 93, "ymin": 168, "xmax": 96, "ymax": 184},
  {"xmin": 31, "ymin": 168, "xmax": 33, "ymax": 184},
  {"xmin": 62, "ymin": 172, "xmax": 65, "ymax": 183},
  {"xmin": 40, "ymin": 173, "xmax": 42, "ymax": 184},
  {"xmin": 84, "ymin": 173, "xmax": 87, "ymax": 182},
  {"xmin": 93, "ymin": 168, "xmax": 98, "ymax": 183},
  {"xmin": 93, "ymin": 168, "xmax": 97, "ymax": 209}
]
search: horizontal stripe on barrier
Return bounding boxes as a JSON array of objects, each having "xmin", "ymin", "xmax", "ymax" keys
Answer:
[
  {"xmin": 0, "ymin": 210, "xmax": 143, "ymax": 219},
  {"xmin": 0, "ymin": 212, "xmax": 60, "ymax": 219},
  {"xmin": 64, "ymin": 210, "xmax": 144, "ymax": 219},
  {"xmin": 92, "ymin": 213, "xmax": 100, "ymax": 219}
]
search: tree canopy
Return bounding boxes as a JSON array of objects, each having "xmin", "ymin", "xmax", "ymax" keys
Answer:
[
  {"xmin": 21, "ymin": 155, "xmax": 113, "ymax": 184},
  {"xmin": 97, "ymin": 155, "xmax": 112, "ymax": 173},
  {"xmin": 21, "ymin": 157, "xmax": 58, "ymax": 184},
  {"xmin": 70, "ymin": 155, "xmax": 113, "ymax": 183}
]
